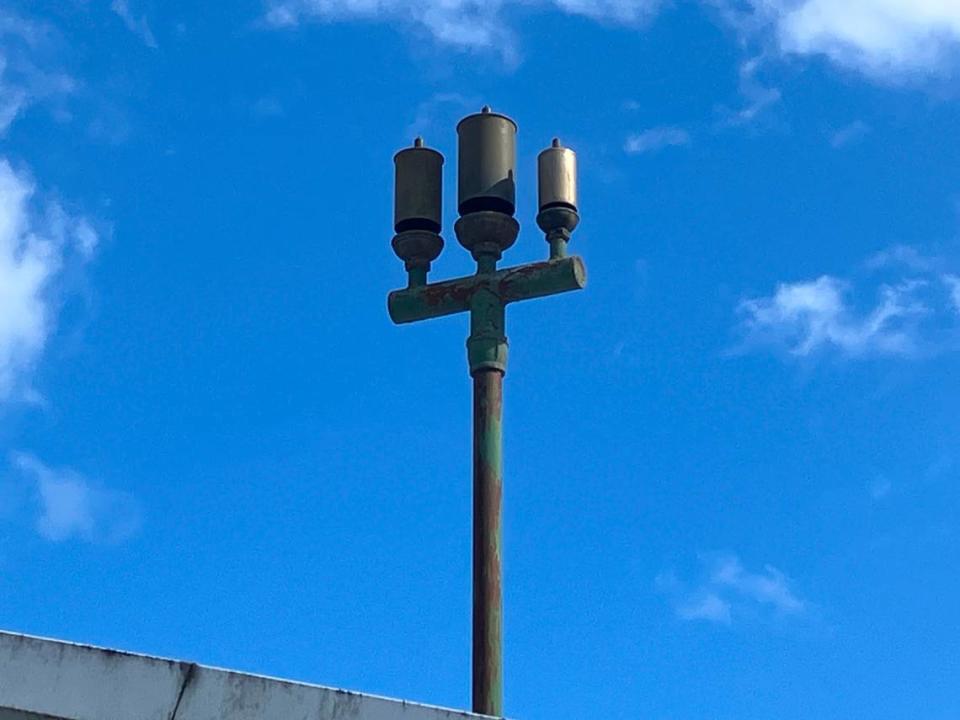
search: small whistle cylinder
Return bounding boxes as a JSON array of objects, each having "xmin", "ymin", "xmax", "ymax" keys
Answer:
[
  {"xmin": 537, "ymin": 138, "xmax": 577, "ymax": 213},
  {"xmin": 394, "ymin": 137, "xmax": 443, "ymax": 233}
]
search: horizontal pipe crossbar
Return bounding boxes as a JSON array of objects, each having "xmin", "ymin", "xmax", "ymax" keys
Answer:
[{"xmin": 387, "ymin": 256, "xmax": 587, "ymax": 325}]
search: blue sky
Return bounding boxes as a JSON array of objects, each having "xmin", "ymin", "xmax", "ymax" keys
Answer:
[{"xmin": 2, "ymin": 1, "xmax": 960, "ymax": 718}]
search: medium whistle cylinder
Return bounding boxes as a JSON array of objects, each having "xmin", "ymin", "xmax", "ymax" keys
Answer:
[
  {"xmin": 538, "ymin": 138, "xmax": 577, "ymax": 213},
  {"xmin": 394, "ymin": 138, "xmax": 444, "ymax": 233},
  {"xmin": 457, "ymin": 106, "xmax": 517, "ymax": 217}
]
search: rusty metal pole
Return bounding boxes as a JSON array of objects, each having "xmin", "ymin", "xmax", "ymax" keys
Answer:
[
  {"xmin": 466, "ymin": 264, "xmax": 508, "ymax": 717},
  {"xmin": 388, "ymin": 108, "xmax": 585, "ymax": 719},
  {"xmin": 472, "ymin": 367, "xmax": 503, "ymax": 716}
]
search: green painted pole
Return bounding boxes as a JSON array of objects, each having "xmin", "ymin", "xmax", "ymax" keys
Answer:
[
  {"xmin": 389, "ymin": 112, "xmax": 585, "ymax": 719},
  {"xmin": 466, "ymin": 266, "xmax": 507, "ymax": 717},
  {"xmin": 472, "ymin": 367, "xmax": 503, "ymax": 717}
]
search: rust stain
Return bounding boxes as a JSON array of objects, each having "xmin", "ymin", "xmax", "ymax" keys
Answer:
[{"xmin": 421, "ymin": 281, "xmax": 474, "ymax": 307}]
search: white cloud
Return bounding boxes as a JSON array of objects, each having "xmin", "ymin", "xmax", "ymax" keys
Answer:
[
  {"xmin": 111, "ymin": 0, "xmax": 159, "ymax": 49},
  {"xmin": 718, "ymin": 0, "xmax": 960, "ymax": 78},
  {"xmin": 830, "ymin": 120, "xmax": 871, "ymax": 148},
  {"xmin": 736, "ymin": 249, "xmax": 960, "ymax": 359},
  {"xmin": 0, "ymin": 64, "xmax": 27, "ymax": 135},
  {"xmin": 715, "ymin": 55, "xmax": 782, "ymax": 126},
  {"xmin": 0, "ymin": 159, "xmax": 97, "ymax": 402},
  {"xmin": 265, "ymin": 0, "xmax": 661, "ymax": 56},
  {"xmin": 737, "ymin": 276, "xmax": 929, "ymax": 357},
  {"xmin": 0, "ymin": 11, "xmax": 100, "ymax": 405},
  {"xmin": 267, "ymin": 0, "xmax": 509, "ymax": 54},
  {"xmin": 265, "ymin": 0, "xmax": 960, "ymax": 80},
  {"xmin": 711, "ymin": 555, "xmax": 805, "ymax": 613},
  {"xmin": 944, "ymin": 274, "xmax": 960, "ymax": 312},
  {"xmin": 551, "ymin": 0, "xmax": 663, "ymax": 24},
  {"xmin": 866, "ymin": 243, "xmax": 938, "ymax": 273},
  {"xmin": 0, "ymin": 13, "xmax": 75, "ymax": 135},
  {"xmin": 12, "ymin": 453, "xmax": 140, "ymax": 543},
  {"xmin": 661, "ymin": 554, "xmax": 806, "ymax": 625},
  {"xmin": 678, "ymin": 592, "xmax": 732, "ymax": 623},
  {"xmin": 624, "ymin": 126, "xmax": 690, "ymax": 154}
]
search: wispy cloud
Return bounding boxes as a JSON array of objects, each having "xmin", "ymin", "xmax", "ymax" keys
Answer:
[
  {"xmin": 943, "ymin": 274, "xmax": 960, "ymax": 312},
  {"xmin": 264, "ymin": 0, "xmax": 661, "ymax": 59},
  {"xmin": 0, "ymin": 11, "xmax": 97, "ymax": 404},
  {"xmin": 714, "ymin": 555, "xmax": 805, "ymax": 613},
  {"xmin": 677, "ymin": 592, "xmax": 732, "ymax": 623},
  {"xmin": 267, "ymin": 0, "xmax": 509, "ymax": 59},
  {"xmin": 736, "ymin": 276, "xmax": 929, "ymax": 357},
  {"xmin": 830, "ymin": 120, "xmax": 871, "ymax": 148},
  {"xmin": 0, "ymin": 159, "xmax": 97, "ymax": 403},
  {"xmin": 0, "ymin": 58, "xmax": 27, "ymax": 135},
  {"xmin": 717, "ymin": 56, "xmax": 782, "ymax": 126},
  {"xmin": 624, "ymin": 126, "xmax": 690, "ymax": 154},
  {"xmin": 734, "ymin": 247, "xmax": 960, "ymax": 359},
  {"xmin": 12, "ymin": 453, "xmax": 140, "ymax": 543},
  {"xmin": 550, "ymin": 0, "xmax": 664, "ymax": 24},
  {"xmin": 406, "ymin": 92, "xmax": 475, "ymax": 140},
  {"xmin": 0, "ymin": 11, "xmax": 114, "ymax": 551},
  {"xmin": 713, "ymin": 0, "xmax": 960, "ymax": 80},
  {"xmin": 111, "ymin": 0, "xmax": 158, "ymax": 49},
  {"xmin": 659, "ymin": 554, "xmax": 807, "ymax": 625},
  {"xmin": 866, "ymin": 244, "xmax": 938, "ymax": 273},
  {"xmin": 264, "ymin": 1, "xmax": 960, "ymax": 82},
  {"xmin": 0, "ymin": 12, "xmax": 76, "ymax": 134}
]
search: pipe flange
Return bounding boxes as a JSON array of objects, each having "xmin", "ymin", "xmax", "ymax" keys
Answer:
[
  {"xmin": 391, "ymin": 229, "xmax": 444, "ymax": 270},
  {"xmin": 455, "ymin": 211, "xmax": 519, "ymax": 258},
  {"xmin": 536, "ymin": 206, "xmax": 579, "ymax": 239}
]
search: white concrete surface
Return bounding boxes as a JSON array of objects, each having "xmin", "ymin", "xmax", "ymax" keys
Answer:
[{"xmin": 0, "ymin": 631, "xmax": 495, "ymax": 720}]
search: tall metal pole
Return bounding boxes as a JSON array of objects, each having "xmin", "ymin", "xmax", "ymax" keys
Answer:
[
  {"xmin": 467, "ymin": 254, "xmax": 509, "ymax": 717},
  {"xmin": 472, "ymin": 368, "xmax": 503, "ymax": 716},
  {"xmin": 388, "ymin": 107, "xmax": 584, "ymax": 718}
]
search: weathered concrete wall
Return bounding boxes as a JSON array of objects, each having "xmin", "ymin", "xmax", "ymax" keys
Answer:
[{"xmin": 0, "ymin": 632, "xmax": 494, "ymax": 720}]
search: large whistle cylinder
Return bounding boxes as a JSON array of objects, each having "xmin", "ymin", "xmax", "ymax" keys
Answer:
[
  {"xmin": 394, "ymin": 138, "xmax": 443, "ymax": 233},
  {"xmin": 457, "ymin": 107, "xmax": 517, "ymax": 217}
]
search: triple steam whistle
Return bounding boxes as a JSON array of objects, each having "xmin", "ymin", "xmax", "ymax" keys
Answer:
[{"xmin": 386, "ymin": 107, "xmax": 587, "ymax": 718}]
